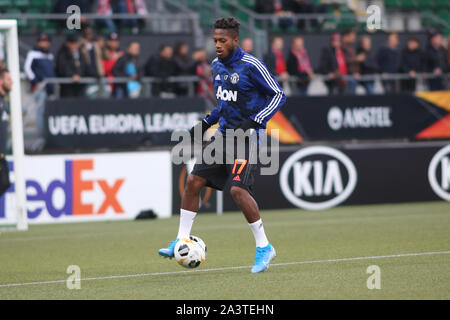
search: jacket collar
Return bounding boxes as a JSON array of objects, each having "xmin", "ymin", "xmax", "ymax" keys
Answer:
[{"xmin": 219, "ymin": 46, "xmax": 244, "ymax": 65}]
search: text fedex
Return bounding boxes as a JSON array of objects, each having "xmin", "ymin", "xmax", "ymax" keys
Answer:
[{"xmin": 0, "ymin": 159, "xmax": 125, "ymax": 219}]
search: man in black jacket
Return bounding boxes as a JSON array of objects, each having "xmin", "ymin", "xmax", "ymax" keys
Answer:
[
  {"xmin": 423, "ymin": 29, "xmax": 448, "ymax": 91},
  {"xmin": 56, "ymin": 34, "xmax": 93, "ymax": 98},
  {"xmin": 319, "ymin": 32, "xmax": 347, "ymax": 95},
  {"xmin": 376, "ymin": 32, "xmax": 400, "ymax": 93},
  {"xmin": 112, "ymin": 41, "xmax": 141, "ymax": 98},
  {"xmin": 400, "ymin": 36, "xmax": 422, "ymax": 92},
  {"xmin": 264, "ymin": 36, "xmax": 289, "ymax": 76},
  {"xmin": 357, "ymin": 35, "xmax": 377, "ymax": 94},
  {"xmin": 144, "ymin": 44, "xmax": 177, "ymax": 97},
  {"xmin": 286, "ymin": 36, "xmax": 314, "ymax": 95}
]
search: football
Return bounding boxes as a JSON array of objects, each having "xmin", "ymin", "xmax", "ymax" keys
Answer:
[
  {"xmin": 189, "ymin": 235, "xmax": 207, "ymax": 257},
  {"xmin": 174, "ymin": 237, "xmax": 206, "ymax": 268}
]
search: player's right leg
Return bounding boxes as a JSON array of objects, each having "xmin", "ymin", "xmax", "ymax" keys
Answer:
[{"xmin": 158, "ymin": 174, "xmax": 207, "ymax": 258}]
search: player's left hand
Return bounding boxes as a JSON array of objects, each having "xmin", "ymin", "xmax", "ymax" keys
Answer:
[
  {"xmin": 189, "ymin": 119, "xmax": 211, "ymax": 143},
  {"xmin": 237, "ymin": 119, "xmax": 259, "ymax": 132}
]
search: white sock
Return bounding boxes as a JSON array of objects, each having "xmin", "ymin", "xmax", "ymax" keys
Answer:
[
  {"xmin": 248, "ymin": 219, "xmax": 269, "ymax": 248},
  {"xmin": 177, "ymin": 209, "xmax": 197, "ymax": 239}
]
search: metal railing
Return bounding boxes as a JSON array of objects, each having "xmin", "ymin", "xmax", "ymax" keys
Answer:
[{"xmin": 31, "ymin": 72, "xmax": 450, "ymax": 99}]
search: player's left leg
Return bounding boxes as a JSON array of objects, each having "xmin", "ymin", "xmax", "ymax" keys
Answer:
[
  {"xmin": 229, "ymin": 186, "xmax": 276, "ymax": 274},
  {"xmin": 227, "ymin": 133, "xmax": 276, "ymax": 273}
]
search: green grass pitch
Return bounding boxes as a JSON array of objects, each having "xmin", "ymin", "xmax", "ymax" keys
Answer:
[{"xmin": 0, "ymin": 201, "xmax": 449, "ymax": 300}]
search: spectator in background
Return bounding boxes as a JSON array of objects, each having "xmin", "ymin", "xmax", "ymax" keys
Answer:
[
  {"xmin": 341, "ymin": 28, "xmax": 360, "ymax": 94},
  {"xmin": 274, "ymin": 0, "xmax": 295, "ymax": 31},
  {"xmin": 192, "ymin": 48, "xmax": 214, "ymax": 103},
  {"xmin": 173, "ymin": 42, "xmax": 196, "ymax": 96},
  {"xmin": 241, "ymin": 38, "xmax": 254, "ymax": 55},
  {"xmin": 287, "ymin": 36, "xmax": 314, "ymax": 95},
  {"xmin": 80, "ymin": 25, "xmax": 102, "ymax": 78},
  {"xmin": 56, "ymin": 34, "xmax": 93, "ymax": 98},
  {"xmin": 264, "ymin": 36, "xmax": 289, "ymax": 79},
  {"xmin": 105, "ymin": 32, "xmax": 123, "ymax": 61},
  {"xmin": 319, "ymin": 32, "xmax": 347, "ymax": 95},
  {"xmin": 102, "ymin": 44, "xmax": 118, "ymax": 95},
  {"xmin": 24, "ymin": 33, "xmax": 55, "ymax": 95},
  {"xmin": 96, "ymin": 0, "xmax": 118, "ymax": 33},
  {"xmin": 145, "ymin": 44, "xmax": 177, "ymax": 97},
  {"xmin": 356, "ymin": 35, "xmax": 377, "ymax": 94},
  {"xmin": 112, "ymin": 41, "xmax": 141, "ymax": 98},
  {"xmin": 376, "ymin": 32, "xmax": 400, "ymax": 93},
  {"xmin": 423, "ymin": 29, "xmax": 448, "ymax": 91},
  {"xmin": 400, "ymin": 36, "xmax": 422, "ymax": 92},
  {"xmin": 110, "ymin": 0, "xmax": 138, "ymax": 34},
  {"xmin": 133, "ymin": 0, "xmax": 149, "ymax": 31}
]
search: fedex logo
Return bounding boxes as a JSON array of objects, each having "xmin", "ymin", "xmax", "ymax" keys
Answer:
[{"xmin": 0, "ymin": 159, "xmax": 125, "ymax": 219}]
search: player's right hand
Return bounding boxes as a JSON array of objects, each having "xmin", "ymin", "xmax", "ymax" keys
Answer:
[{"xmin": 189, "ymin": 119, "xmax": 211, "ymax": 143}]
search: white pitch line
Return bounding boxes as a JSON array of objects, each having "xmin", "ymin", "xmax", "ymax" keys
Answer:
[{"xmin": 0, "ymin": 250, "xmax": 449, "ymax": 289}]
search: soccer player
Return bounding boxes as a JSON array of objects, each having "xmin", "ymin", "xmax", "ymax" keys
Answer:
[{"xmin": 158, "ymin": 17, "xmax": 286, "ymax": 273}]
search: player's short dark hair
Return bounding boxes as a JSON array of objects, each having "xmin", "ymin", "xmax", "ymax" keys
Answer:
[{"xmin": 214, "ymin": 17, "xmax": 240, "ymax": 38}]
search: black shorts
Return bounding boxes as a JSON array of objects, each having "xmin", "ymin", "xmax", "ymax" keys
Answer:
[{"xmin": 191, "ymin": 135, "xmax": 259, "ymax": 195}]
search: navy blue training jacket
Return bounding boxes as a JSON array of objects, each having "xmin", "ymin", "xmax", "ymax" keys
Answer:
[{"xmin": 204, "ymin": 46, "xmax": 286, "ymax": 134}]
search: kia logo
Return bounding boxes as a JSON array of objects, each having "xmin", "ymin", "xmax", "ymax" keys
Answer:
[
  {"xmin": 280, "ymin": 146, "xmax": 357, "ymax": 210},
  {"xmin": 428, "ymin": 144, "xmax": 450, "ymax": 201}
]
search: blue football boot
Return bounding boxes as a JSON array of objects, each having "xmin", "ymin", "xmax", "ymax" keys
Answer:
[
  {"xmin": 158, "ymin": 238, "xmax": 179, "ymax": 258},
  {"xmin": 251, "ymin": 243, "xmax": 276, "ymax": 274}
]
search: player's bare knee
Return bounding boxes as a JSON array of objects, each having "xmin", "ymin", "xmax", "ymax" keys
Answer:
[
  {"xmin": 230, "ymin": 186, "xmax": 247, "ymax": 204},
  {"xmin": 185, "ymin": 174, "xmax": 206, "ymax": 195}
]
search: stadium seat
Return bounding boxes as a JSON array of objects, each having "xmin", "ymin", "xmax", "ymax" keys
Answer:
[
  {"xmin": 417, "ymin": 0, "xmax": 435, "ymax": 10},
  {"xmin": 26, "ymin": 7, "xmax": 57, "ymax": 34},
  {"xmin": 322, "ymin": 17, "xmax": 338, "ymax": 31},
  {"xmin": 29, "ymin": 0, "xmax": 52, "ymax": 11},
  {"xmin": 385, "ymin": 0, "xmax": 401, "ymax": 9},
  {"xmin": 240, "ymin": 0, "xmax": 255, "ymax": 9},
  {"xmin": 435, "ymin": 0, "xmax": 450, "ymax": 9},
  {"xmin": 219, "ymin": 0, "xmax": 233, "ymax": 11},
  {"xmin": 6, "ymin": 8, "xmax": 29, "ymax": 31},
  {"xmin": 235, "ymin": 9, "xmax": 250, "ymax": 24},
  {"xmin": 337, "ymin": 9, "xmax": 356, "ymax": 31},
  {"xmin": 0, "ymin": 0, "xmax": 11, "ymax": 10},
  {"xmin": 185, "ymin": 0, "xmax": 199, "ymax": 9},
  {"xmin": 41, "ymin": 21, "xmax": 58, "ymax": 34},
  {"xmin": 13, "ymin": 0, "xmax": 29, "ymax": 9},
  {"xmin": 437, "ymin": 10, "xmax": 450, "ymax": 24},
  {"xmin": 421, "ymin": 9, "xmax": 434, "ymax": 27},
  {"xmin": 400, "ymin": 0, "xmax": 419, "ymax": 10},
  {"xmin": 199, "ymin": 8, "xmax": 213, "ymax": 27}
]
